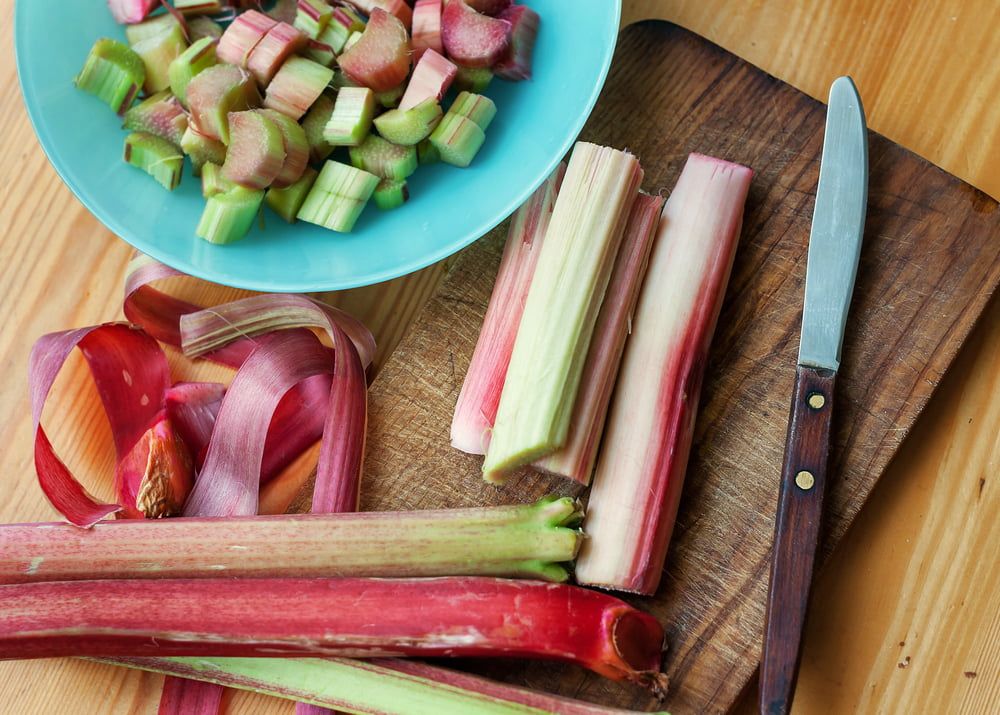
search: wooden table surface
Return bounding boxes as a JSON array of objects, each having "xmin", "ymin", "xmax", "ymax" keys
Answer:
[{"xmin": 1, "ymin": 1, "xmax": 996, "ymax": 713}]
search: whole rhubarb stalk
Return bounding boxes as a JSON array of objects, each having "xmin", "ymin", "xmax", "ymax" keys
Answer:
[
  {"xmin": 575, "ymin": 153, "xmax": 753, "ymax": 594},
  {"xmin": 451, "ymin": 163, "xmax": 564, "ymax": 454},
  {"xmin": 1, "ymin": 577, "xmax": 666, "ymax": 690},
  {"xmin": 0, "ymin": 498, "xmax": 582, "ymax": 584},
  {"xmin": 534, "ymin": 193, "xmax": 664, "ymax": 484},
  {"xmin": 106, "ymin": 656, "xmax": 670, "ymax": 714}
]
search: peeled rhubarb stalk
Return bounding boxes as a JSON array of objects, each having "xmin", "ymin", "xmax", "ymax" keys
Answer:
[
  {"xmin": 132, "ymin": 23, "xmax": 188, "ymax": 94},
  {"xmin": 261, "ymin": 109, "xmax": 309, "ymax": 187},
  {"xmin": 109, "ymin": 656, "xmax": 669, "ymax": 715},
  {"xmin": 168, "ymin": 37, "xmax": 218, "ymax": 107},
  {"xmin": 264, "ymin": 56, "xmax": 334, "ymax": 120},
  {"xmin": 442, "ymin": 0, "xmax": 512, "ymax": 68},
  {"xmin": 482, "ymin": 143, "xmax": 643, "ymax": 482},
  {"xmin": 267, "ymin": 167, "xmax": 319, "ymax": 222},
  {"xmin": 124, "ymin": 132, "xmax": 184, "ymax": 190},
  {"xmin": 349, "ymin": 135, "xmax": 418, "ymax": 180},
  {"xmin": 374, "ymin": 98, "xmax": 442, "ymax": 145},
  {"xmin": 576, "ymin": 153, "xmax": 752, "ymax": 595},
  {"xmin": 534, "ymin": 193, "xmax": 665, "ymax": 483},
  {"xmin": 494, "ymin": 4, "xmax": 539, "ymax": 81},
  {"xmin": 123, "ymin": 91, "xmax": 188, "ymax": 146},
  {"xmin": 247, "ymin": 22, "xmax": 308, "ymax": 86},
  {"xmin": 0, "ymin": 576, "xmax": 666, "ymax": 691},
  {"xmin": 411, "ymin": 0, "xmax": 443, "ymax": 62},
  {"xmin": 451, "ymin": 163, "xmax": 563, "ymax": 454},
  {"xmin": 0, "ymin": 497, "xmax": 581, "ymax": 584},
  {"xmin": 187, "ymin": 64, "xmax": 262, "ymax": 144},
  {"xmin": 400, "ymin": 48, "xmax": 456, "ymax": 110},
  {"xmin": 322, "ymin": 86, "xmax": 376, "ymax": 146},
  {"xmin": 107, "ymin": 0, "xmax": 158, "ymax": 24},
  {"xmin": 337, "ymin": 8, "xmax": 411, "ymax": 92},
  {"xmin": 301, "ymin": 93, "xmax": 337, "ymax": 161},
  {"xmin": 181, "ymin": 124, "xmax": 227, "ymax": 175},
  {"xmin": 75, "ymin": 38, "xmax": 145, "ymax": 115},
  {"xmin": 221, "ymin": 110, "xmax": 286, "ymax": 189},
  {"xmin": 112, "ymin": 415, "xmax": 194, "ymax": 520},
  {"xmin": 217, "ymin": 9, "xmax": 278, "ymax": 68}
]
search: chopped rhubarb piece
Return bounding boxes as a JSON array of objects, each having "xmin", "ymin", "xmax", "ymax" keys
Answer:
[
  {"xmin": 465, "ymin": 0, "xmax": 512, "ymax": 14},
  {"xmin": 343, "ymin": 29, "xmax": 364, "ymax": 53},
  {"xmin": 266, "ymin": 166, "xmax": 318, "ymax": 222},
  {"xmin": 338, "ymin": 8, "xmax": 411, "ymax": 92},
  {"xmin": 201, "ymin": 162, "xmax": 235, "ymax": 198},
  {"xmin": 453, "ymin": 64, "xmax": 493, "ymax": 92},
  {"xmin": 534, "ymin": 193, "xmax": 665, "ymax": 483},
  {"xmin": 482, "ymin": 143, "xmax": 643, "ymax": 481},
  {"xmin": 374, "ymin": 98, "xmax": 442, "ymax": 145},
  {"xmin": 322, "ymin": 86, "xmax": 376, "ymax": 146},
  {"xmin": 123, "ymin": 91, "xmax": 188, "ymax": 146},
  {"xmin": 349, "ymin": 134, "xmax": 418, "ymax": 180},
  {"xmin": 196, "ymin": 185, "xmax": 265, "ymax": 244},
  {"xmin": 1, "ymin": 577, "xmax": 666, "ymax": 691},
  {"xmin": 248, "ymin": 22, "xmax": 308, "ymax": 86},
  {"xmin": 450, "ymin": 90, "xmax": 496, "ymax": 129},
  {"xmin": 346, "ymin": 0, "xmax": 413, "ymax": 26},
  {"xmin": 123, "ymin": 132, "xmax": 184, "ymax": 190},
  {"xmin": 217, "ymin": 10, "xmax": 278, "ymax": 68},
  {"xmin": 428, "ymin": 112, "xmax": 484, "ymax": 167},
  {"xmin": 112, "ymin": 416, "xmax": 194, "ymax": 520},
  {"xmin": 188, "ymin": 16, "xmax": 224, "ymax": 42},
  {"xmin": 373, "ymin": 178, "xmax": 408, "ymax": 210},
  {"xmin": 304, "ymin": 38, "xmax": 337, "ymax": 68},
  {"xmin": 132, "ymin": 23, "xmax": 188, "ymax": 94},
  {"xmin": 576, "ymin": 154, "xmax": 752, "ymax": 595},
  {"xmin": 74, "ymin": 39, "xmax": 145, "ymax": 115},
  {"xmin": 297, "ymin": 160, "xmax": 379, "ymax": 232},
  {"xmin": 168, "ymin": 37, "xmax": 218, "ymax": 107},
  {"xmin": 494, "ymin": 4, "xmax": 538, "ymax": 80},
  {"xmin": 124, "ymin": 13, "xmax": 180, "ymax": 46},
  {"xmin": 107, "ymin": 0, "xmax": 158, "ymax": 24},
  {"xmin": 417, "ymin": 138, "xmax": 439, "ymax": 164},
  {"xmin": 411, "ymin": 0, "xmax": 443, "ymax": 62},
  {"xmin": 268, "ymin": 0, "xmax": 299, "ymax": 24},
  {"xmin": 315, "ymin": 5, "xmax": 366, "ymax": 55},
  {"xmin": 301, "ymin": 93, "xmax": 337, "ymax": 161},
  {"xmin": 451, "ymin": 163, "xmax": 563, "ymax": 454},
  {"xmin": 173, "ymin": 0, "xmax": 225, "ymax": 15},
  {"xmin": 293, "ymin": 0, "xmax": 333, "ymax": 38},
  {"xmin": 260, "ymin": 109, "xmax": 309, "ymax": 187},
  {"xmin": 399, "ymin": 48, "xmax": 456, "ymax": 110},
  {"xmin": 264, "ymin": 56, "xmax": 334, "ymax": 120},
  {"xmin": 375, "ymin": 83, "xmax": 406, "ymax": 108},
  {"xmin": 181, "ymin": 124, "xmax": 227, "ymax": 175},
  {"xmin": 442, "ymin": 0, "xmax": 511, "ymax": 68},
  {"xmin": 221, "ymin": 110, "xmax": 286, "ymax": 189},
  {"xmin": 187, "ymin": 64, "xmax": 262, "ymax": 144}
]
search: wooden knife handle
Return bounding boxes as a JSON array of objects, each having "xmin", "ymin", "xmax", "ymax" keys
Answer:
[{"xmin": 759, "ymin": 365, "xmax": 836, "ymax": 715}]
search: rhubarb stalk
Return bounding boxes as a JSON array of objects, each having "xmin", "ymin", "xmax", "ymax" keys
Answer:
[
  {"xmin": 107, "ymin": 656, "xmax": 670, "ymax": 714},
  {"xmin": 482, "ymin": 143, "xmax": 643, "ymax": 481},
  {"xmin": 451, "ymin": 163, "xmax": 563, "ymax": 454},
  {"xmin": 0, "ymin": 576, "xmax": 666, "ymax": 690},
  {"xmin": 534, "ymin": 193, "xmax": 664, "ymax": 484},
  {"xmin": 576, "ymin": 153, "xmax": 752, "ymax": 594}
]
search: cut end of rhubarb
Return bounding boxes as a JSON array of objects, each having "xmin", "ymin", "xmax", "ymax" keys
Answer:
[
  {"xmin": 337, "ymin": 8, "xmax": 411, "ymax": 92},
  {"xmin": 264, "ymin": 56, "xmax": 334, "ymax": 120},
  {"xmin": 494, "ymin": 4, "xmax": 539, "ymax": 81},
  {"xmin": 75, "ymin": 38, "xmax": 146, "ymax": 115},
  {"xmin": 441, "ymin": 0, "xmax": 512, "ymax": 68},
  {"xmin": 610, "ymin": 609, "xmax": 669, "ymax": 696},
  {"xmin": 222, "ymin": 110, "xmax": 286, "ymax": 190}
]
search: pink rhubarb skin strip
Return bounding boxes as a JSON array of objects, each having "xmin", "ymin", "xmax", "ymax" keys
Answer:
[
  {"xmin": 450, "ymin": 163, "xmax": 565, "ymax": 454},
  {"xmin": 575, "ymin": 153, "xmax": 753, "ymax": 595},
  {"xmin": 0, "ymin": 577, "xmax": 666, "ymax": 692},
  {"xmin": 534, "ymin": 192, "xmax": 665, "ymax": 484}
]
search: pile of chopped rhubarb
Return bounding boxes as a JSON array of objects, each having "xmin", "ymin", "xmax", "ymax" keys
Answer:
[{"xmin": 77, "ymin": 0, "xmax": 542, "ymax": 244}]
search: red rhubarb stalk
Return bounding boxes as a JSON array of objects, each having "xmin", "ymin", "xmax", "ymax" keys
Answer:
[
  {"xmin": 450, "ymin": 163, "xmax": 564, "ymax": 454},
  {"xmin": 534, "ymin": 193, "xmax": 664, "ymax": 484},
  {"xmin": 576, "ymin": 153, "xmax": 752, "ymax": 594},
  {"xmin": 0, "ymin": 576, "xmax": 666, "ymax": 690}
]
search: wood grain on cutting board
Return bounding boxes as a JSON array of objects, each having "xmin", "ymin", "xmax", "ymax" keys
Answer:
[
  {"xmin": 361, "ymin": 23, "xmax": 1000, "ymax": 714},
  {"xmin": 1, "ymin": 2, "xmax": 999, "ymax": 714}
]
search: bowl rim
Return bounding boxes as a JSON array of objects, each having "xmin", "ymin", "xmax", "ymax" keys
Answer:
[{"xmin": 14, "ymin": 0, "xmax": 622, "ymax": 292}]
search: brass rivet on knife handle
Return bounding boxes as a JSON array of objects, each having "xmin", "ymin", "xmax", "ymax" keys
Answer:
[
  {"xmin": 794, "ymin": 471, "xmax": 815, "ymax": 490},
  {"xmin": 807, "ymin": 393, "xmax": 826, "ymax": 410}
]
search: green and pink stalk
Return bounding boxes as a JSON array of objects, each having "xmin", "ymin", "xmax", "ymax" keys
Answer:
[
  {"xmin": 123, "ymin": 91, "xmax": 188, "ymax": 146},
  {"xmin": 248, "ymin": 22, "xmax": 309, "ymax": 86},
  {"xmin": 124, "ymin": 132, "xmax": 184, "ymax": 190},
  {"xmin": 400, "ymin": 48, "xmax": 457, "ymax": 110},
  {"xmin": 221, "ymin": 110, "xmax": 286, "ymax": 189},
  {"xmin": 132, "ymin": 22, "xmax": 188, "ymax": 94},
  {"xmin": 260, "ymin": 109, "xmax": 310, "ymax": 187},
  {"xmin": 576, "ymin": 153, "xmax": 752, "ymax": 594},
  {"xmin": 168, "ymin": 37, "xmax": 218, "ymax": 107},
  {"xmin": 337, "ymin": 8, "xmax": 411, "ymax": 92},
  {"xmin": 411, "ymin": 0, "xmax": 443, "ymax": 62},
  {"xmin": 297, "ymin": 161, "xmax": 380, "ymax": 232},
  {"xmin": 186, "ymin": 64, "xmax": 262, "ymax": 144},
  {"xmin": 264, "ymin": 56, "xmax": 334, "ymax": 120},
  {"xmin": 346, "ymin": 0, "xmax": 413, "ymax": 27},
  {"xmin": 217, "ymin": 10, "xmax": 278, "ymax": 68},
  {"xmin": 75, "ymin": 39, "xmax": 145, "ymax": 115},
  {"xmin": 494, "ymin": 5, "xmax": 539, "ymax": 81},
  {"xmin": 442, "ymin": 0, "xmax": 511, "ymax": 68}
]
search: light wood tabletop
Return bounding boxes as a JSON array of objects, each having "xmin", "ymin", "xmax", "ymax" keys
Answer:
[{"xmin": 1, "ymin": 1, "xmax": 997, "ymax": 713}]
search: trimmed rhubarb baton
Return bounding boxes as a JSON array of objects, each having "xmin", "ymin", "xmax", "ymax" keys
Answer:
[
  {"xmin": 575, "ymin": 153, "xmax": 752, "ymax": 594},
  {"xmin": 106, "ymin": 656, "xmax": 670, "ymax": 714},
  {"xmin": 0, "ymin": 576, "xmax": 667, "ymax": 690}
]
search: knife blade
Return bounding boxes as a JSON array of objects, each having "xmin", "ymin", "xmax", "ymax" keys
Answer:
[{"xmin": 759, "ymin": 75, "xmax": 868, "ymax": 715}]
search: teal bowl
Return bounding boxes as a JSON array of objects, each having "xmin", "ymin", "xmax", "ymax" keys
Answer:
[{"xmin": 15, "ymin": 0, "xmax": 621, "ymax": 292}]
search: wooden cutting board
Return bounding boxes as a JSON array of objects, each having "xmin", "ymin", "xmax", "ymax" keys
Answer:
[{"xmin": 357, "ymin": 21, "xmax": 1000, "ymax": 715}]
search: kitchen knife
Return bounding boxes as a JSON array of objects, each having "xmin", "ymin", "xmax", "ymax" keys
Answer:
[{"xmin": 759, "ymin": 75, "xmax": 868, "ymax": 715}]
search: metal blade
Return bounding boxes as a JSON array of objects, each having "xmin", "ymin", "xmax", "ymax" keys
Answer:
[{"xmin": 798, "ymin": 76, "xmax": 868, "ymax": 371}]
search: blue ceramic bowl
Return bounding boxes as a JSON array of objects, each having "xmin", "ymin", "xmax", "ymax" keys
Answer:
[{"xmin": 15, "ymin": 0, "xmax": 621, "ymax": 291}]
